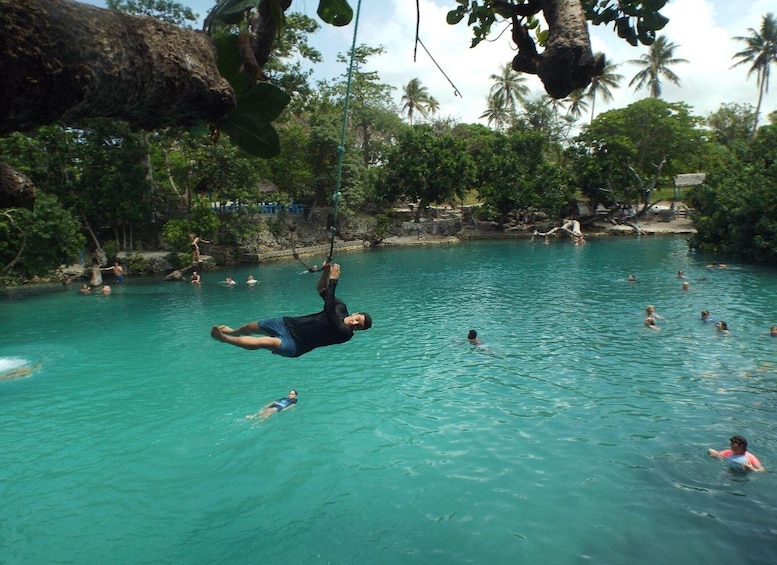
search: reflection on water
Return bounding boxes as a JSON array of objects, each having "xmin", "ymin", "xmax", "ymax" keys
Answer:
[{"xmin": 2, "ymin": 238, "xmax": 777, "ymax": 564}]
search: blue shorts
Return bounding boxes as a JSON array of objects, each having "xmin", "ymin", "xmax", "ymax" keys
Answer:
[{"xmin": 257, "ymin": 318, "xmax": 297, "ymax": 358}]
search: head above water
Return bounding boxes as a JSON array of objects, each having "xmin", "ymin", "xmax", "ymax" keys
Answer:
[
  {"xmin": 468, "ymin": 330, "xmax": 478, "ymax": 340},
  {"xmin": 730, "ymin": 435, "xmax": 747, "ymax": 449}
]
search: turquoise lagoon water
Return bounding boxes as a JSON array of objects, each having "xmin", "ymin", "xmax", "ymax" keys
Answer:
[{"xmin": 2, "ymin": 237, "xmax": 777, "ymax": 564}]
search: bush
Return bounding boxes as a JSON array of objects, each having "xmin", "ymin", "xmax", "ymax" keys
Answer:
[{"xmin": 126, "ymin": 253, "xmax": 151, "ymax": 275}]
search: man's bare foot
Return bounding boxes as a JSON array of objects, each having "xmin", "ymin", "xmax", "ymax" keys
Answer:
[{"xmin": 211, "ymin": 326, "xmax": 228, "ymax": 342}]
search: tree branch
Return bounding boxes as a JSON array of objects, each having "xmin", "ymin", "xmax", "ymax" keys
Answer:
[{"xmin": 0, "ymin": 0, "xmax": 235, "ymax": 136}]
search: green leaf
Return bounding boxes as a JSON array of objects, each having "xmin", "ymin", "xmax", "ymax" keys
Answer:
[
  {"xmin": 213, "ymin": 35, "xmax": 241, "ymax": 82},
  {"xmin": 220, "ymin": 109, "xmax": 281, "ymax": 158},
  {"xmin": 642, "ymin": 0, "xmax": 668, "ymax": 11},
  {"xmin": 205, "ymin": 0, "xmax": 254, "ymax": 31},
  {"xmin": 220, "ymin": 0, "xmax": 259, "ymax": 18},
  {"xmin": 641, "ymin": 11, "xmax": 669, "ymax": 31},
  {"xmin": 213, "ymin": 34, "xmax": 253, "ymax": 92},
  {"xmin": 616, "ymin": 16, "xmax": 636, "ymax": 45},
  {"xmin": 317, "ymin": 0, "xmax": 353, "ymax": 27},
  {"xmin": 636, "ymin": 21, "xmax": 657, "ymax": 45},
  {"xmin": 235, "ymin": 82, "xmax": 291, "ymax": 123},
  {"xmin": 446, "ymin": 9, "xmax": 465, "ymax": 25}
]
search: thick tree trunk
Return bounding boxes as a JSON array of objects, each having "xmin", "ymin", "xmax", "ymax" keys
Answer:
[
  {"xmin": 0, "ymin": 0, "xmax": 235, "ymax": 136},
  {"xmin": 0, "ymin": 163, "xmax": 35, "ymax": 209},
  {"xmin": 538, "ymin": 0, "xmax": 597, "ymax": 98}
]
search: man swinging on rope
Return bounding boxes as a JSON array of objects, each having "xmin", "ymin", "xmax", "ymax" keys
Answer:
[{"xmin": 210, "ymin": 261, "xmax": 372, "ymax": 357}]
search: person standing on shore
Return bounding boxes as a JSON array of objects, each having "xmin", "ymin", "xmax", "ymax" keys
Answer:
[{"xmin": 189, "ymin": 232, "xmax": 210, "ymax": 264}]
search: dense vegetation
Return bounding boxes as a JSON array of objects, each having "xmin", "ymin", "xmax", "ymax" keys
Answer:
[{"xmin": 1, "ymin": 3, "xmax": 776, "ymax": 282}]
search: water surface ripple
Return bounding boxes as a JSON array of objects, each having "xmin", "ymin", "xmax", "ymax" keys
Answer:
[{"xmin": 2, "ymin": 238, "xmax": 777, "ymax": 564}]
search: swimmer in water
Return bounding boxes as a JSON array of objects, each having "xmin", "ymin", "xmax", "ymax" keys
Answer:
[
  {"xmin": 0, "ymin": 360, "xmax": 37, "ymax": 381},
  {"xmin": 247, "ymin": 390, "xmax": 298, "ymax": 421},
  {"xmin": 645, "ymin": 305, "xmax": 662, "ymax": 319},
  {"xmin": 467, "ymin": 329, "xmax": 482, "ymax": 345},
  {"xmin": 708, "ymin": 435, "xmax": 764, "ymax": 472}
]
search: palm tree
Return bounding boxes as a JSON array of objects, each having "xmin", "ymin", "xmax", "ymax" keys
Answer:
[
  {"xmin": 480, "ymin": 93, "xmax": 512, "ymax": 131},
  {"xmin": 565, "ymin": 88, "xmax": 589, "ymax": 122},
  {"xmin": 627, "ymin": 36, "xmax": 688, "ymax": 98},
  {"xmin": 586, "ymin": 54, "xmax": 622, "ymax": 123},
  {"xmin": 732, "ymin": 13, "xmax": 777, "ymax": 135},
  {"xmin": 426, "ymin": 96, "xmax": 440, "ymax": 117},
  {"xmin": 543, "ymin": 94, "xmax": 567, "ymax": 118},
  {"xmin": 488, "ymin": 63, "xmax": 530, "ymax": 116},
  {"xmin": 401, "ymin": 78, "xmax": 433, "ymax": 124}
]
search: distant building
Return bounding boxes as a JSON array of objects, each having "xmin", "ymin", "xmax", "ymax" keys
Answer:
[{"xmin": 673, "ymin": 173, "xmax": 706, "ymax": 203}]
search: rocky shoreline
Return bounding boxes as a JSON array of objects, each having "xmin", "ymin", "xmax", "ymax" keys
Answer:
[{"xmin": 55, "ymin": 214, "xmax": 696, "ymax": 283}]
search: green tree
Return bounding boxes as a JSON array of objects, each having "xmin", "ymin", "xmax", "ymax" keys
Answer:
[
  {"xmin": 305, "ymin": 98, "xmax": 366, "ymax": 211},
  {"xmin": 586, "ymin": 55, "xmax": 622, "ymax": 123},
  {"xmin": 732, "ymin": 13, "xmax": 777, "ymax": 135},
  {"xmin": 266, "ymin": 12, "xmax": 324, "ymax": 103},
  {"xmin": 516, "ymin": 97, "xmax": 569, "ymax": 144},
  {"xmin": 575, "ymin": 98, "xmax": 707, "ymax": 209},
  {"xmin": 106, "ymin": 0, "xmax": 198, "ymax": 27},
  {"xmin": 381, "ymin": 125, "xmax": 475, "ymax": 220},
  {"xmin": 706, "ymin": 103, "xmax": 757, "ymax": 152},
  {"xmin": 480, "ymin": 94, "xmax": 513, "ymax": 132},
  {"xmin": 0, "ymin": 193, "xmax": 84, "ymax": 281},
  {"xmin": 469, "ymin": 129, "xmax": 571, "ymax": 225},
  {"xmin": 627, "ymin": 36, "xmax": 688, "ymax": 98},
  {"xmin": 565, "ymin": 88, "xmax": 589, "ymax": 123},
  {"xmin": 689, "ymin": 124, "xmax": 777, "ymax": 263},
  {"xmin": 488, "ymin": 63, "xmax": 529, "ymax": 117},
  {"xmin": 400, "ymin": 78, "xmax": 435, "ymax": 124},
  {"xmin": 326, "ymin": 44, "xmax": 400, "ymax": 170}
]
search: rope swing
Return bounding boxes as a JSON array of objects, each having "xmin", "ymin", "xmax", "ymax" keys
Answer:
[{"xmin": 327, "ymin": 0, "xmax": 363, "ymax": 262}]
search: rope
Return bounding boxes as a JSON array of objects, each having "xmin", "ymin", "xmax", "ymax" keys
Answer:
[
  {"xmin": 328, "ymin": 0, "xmax": 363, "ymax": 262},
  {"xmin": 288, "ymin": 224, "xmax": 318, "ymax": 272}
]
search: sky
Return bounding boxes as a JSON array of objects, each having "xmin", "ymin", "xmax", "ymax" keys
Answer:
[{"xmin": 82, "ymin": 0, "xmax": 777, "ymax": 126}]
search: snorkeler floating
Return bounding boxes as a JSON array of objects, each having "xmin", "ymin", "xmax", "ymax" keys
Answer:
[
  {"xmin": 210, "ymin": 261, "xmax": 372, "ymax": 358},
  {"xmin": 247, "ymin": 389, "xmax": 298, "ymax": 421}
]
